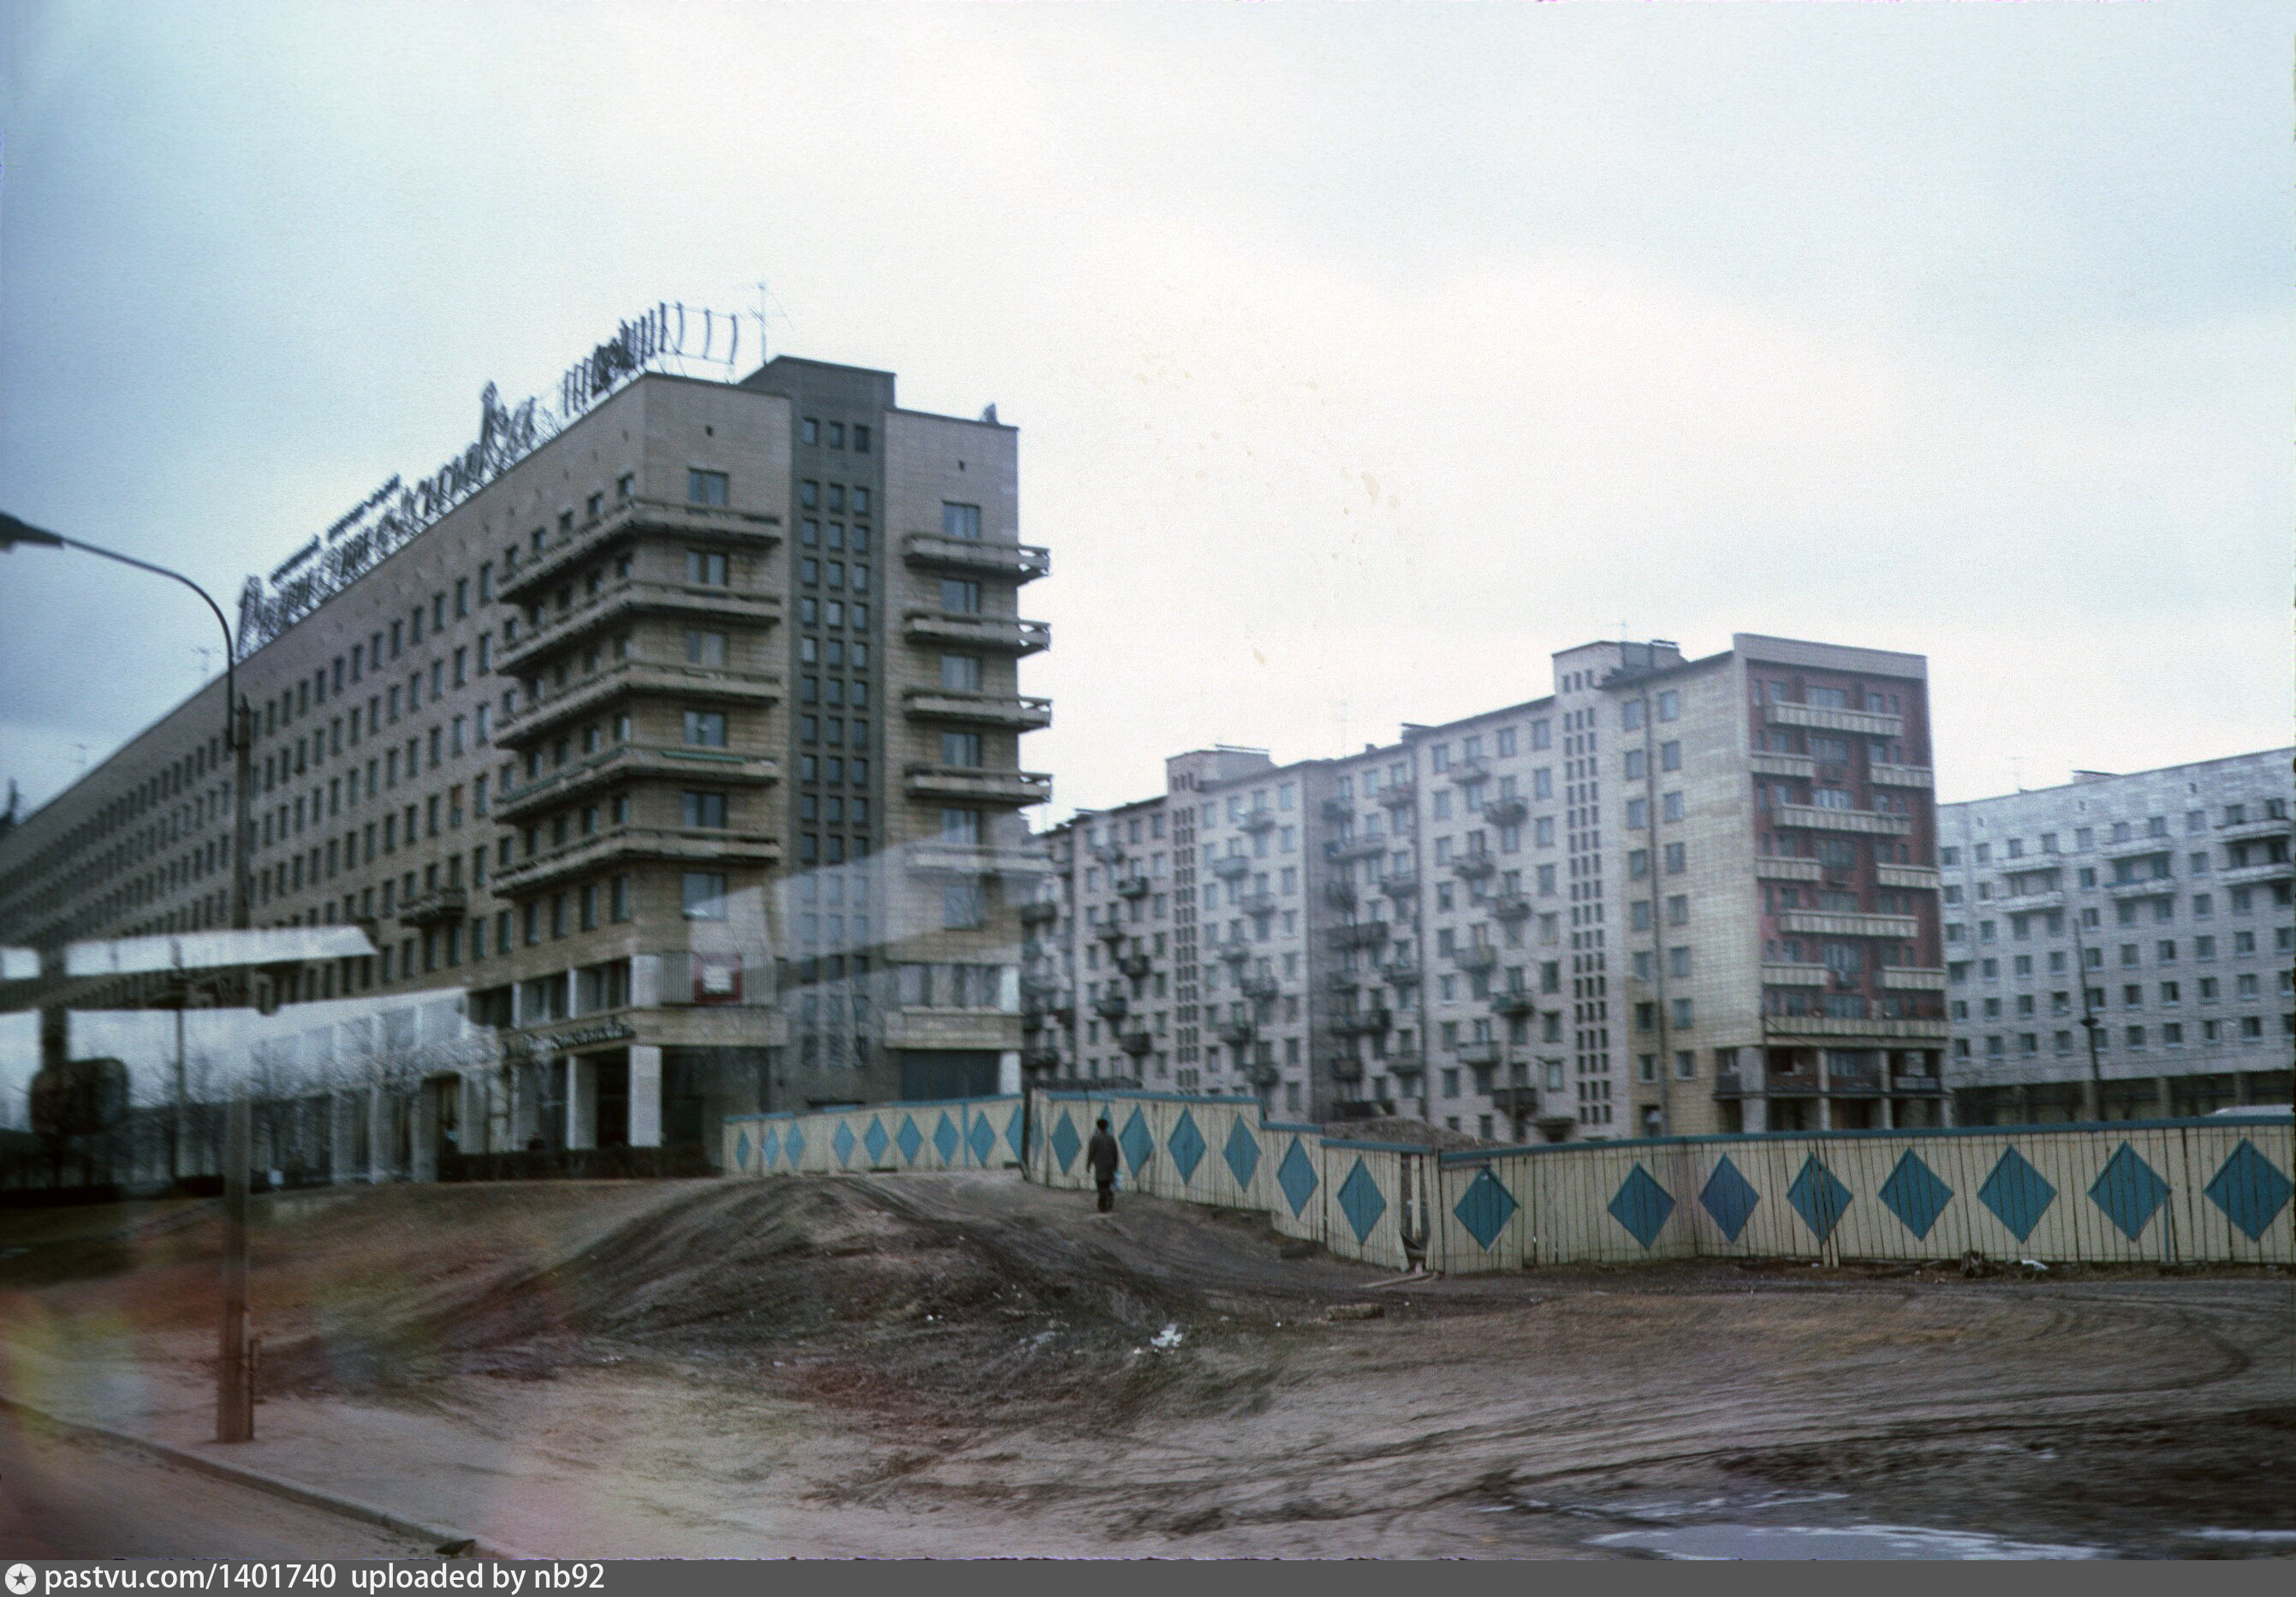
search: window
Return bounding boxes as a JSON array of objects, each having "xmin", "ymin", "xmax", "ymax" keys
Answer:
[
  {"xmin": 939, "ymin": 653, "xmax": 983, "ymax": 691},
  {"xmin": 942, "ymin": 883, "xmax": 984, "ymax": 929},
  {"xmin": 684, "ymin": 710, "xmax": 728, "ymax": 748},
  {"xmin": 682, "ymin": 871, "xmax": 729, "ymax": 920},
  {"xmin": 1663, "ymin": 842, "xmax": 1686, "ymax": 873},
  {"xmin": 1621, "ymin": 700, "xmax": 1645, "ymax": 730},
  {"xmin": 942, "ymin": 578, "xmax": 982, "ymax": 613},
  {"xmin": 1657, "ymin": 690, "xmax": 1679, "ymax": 723},
  {"xmin": 1667, "ymin": 895, "xmax": 1688, "ymax": 926},
  {"xmin": 686, "ymin": 629, "xmax": 729, "ymax": 666},
  {"xmin": 687, "ymin": 550, "xmax": 729, "ymax": 586},
  {"xmin": 941, "ymin": 730, "xmax": 984, "ymax": 766},
  {"xmin": 1660, "ymin": 741, "xmax": 1680, "ymax": 772},
  {"xmin": 687, "ymin": 469, "xmax": 729, "ymax": 506},
  {"xmin": 1663, "ymin": 791, "xmax": 1684, "ymax": 822},
  {"xmin": 682, "ymin": 790, "xmax": 729, "ymax": 828},
  {"xmin": 942, "ymin": 503, "xmax": 982, "ymax": 539},
  {"xmin": 941, "ymin": 807, "xmax": 983, "ymax": 842}
]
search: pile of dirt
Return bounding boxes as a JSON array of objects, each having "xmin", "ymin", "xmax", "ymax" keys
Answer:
[
  {"xmin": 1321, "ymin": 1115, "xmax": 1501, "ymax": 1153},
  {"xmin": 264, "ymin": 1177, "xmax": 1297, "ymax": 1422}
]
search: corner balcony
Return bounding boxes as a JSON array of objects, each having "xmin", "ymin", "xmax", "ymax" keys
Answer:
[
  {"xmin": 1219, "ymin": 943, "xmax": 1251, "ymax": 965},
  {"xmin": 902, "ymin": 764, "xmax": 1052, "ymax": 808},
  {"xmin": 901, "ymin": 531, "xmax": 1050, "ymax": 584},
  {"xmin": 397, "ymin": 886, "xmax": 468, "ymax": 929},
  {"xmin": 901, "ymin": 688, "xmax": 1053, "ymax": 732},
  {"xmin": 1377, "ymin": 781, "xmax": 1417, "ymax": 809},
  {"xmin": 1764, "ymin": 702, "xmax": 1904, "ymax": 739},
  {"xmin": 1450, "ymin": 853, "xmax": 1496, "ymax": 880},
  {"xmin": 901, "ymin": 609, "xmax": 1050, "ymax": 656},
  {"xmin": 1870, "ymin": 763, "xmax": 1934, "ymax": 789},
  {"xmin": 1385, "ymin": 1055, "xmax": 1425, "ymax": 1080},
  {"xmin": 1455, "ymin": 1040, "xmax": 1503, "ymax": 1067},
  {"xmin": 493, "ymin": 744, "xmax": 781, "ymax": 824},
  {"xmin": 1237, "ymin": 891, "xmax": 1277, "ymax": 917},
  {"xmin": 1114, "ymin": 874, "xmax": 1150, "ymax": 898},
  {"xmin": 1210, "ymin": 854, "xmax": 1252, "ymax": 880},
  {"xmin": 1771, "ymin": 803, "xmax": 1912, "ymax": 838},
  {"xmin": 1334, "ymin": 1007, "xmax": 1393, "ymax": 1036},
  {"xmin": 1116, "ymin": 951, "xmax": 1152, "ymax": 979},
  {"xmin": 1776, "ymin": 910, "xmax": 1918, "ymax": 939},
  {"xmin": 1118, "ymin": 1028, "xmax": 1154, "ymax": 1056},
  {"xmin": 497, "ymin": 498, "xmax": 782, "ymax": 605},
  {"xmin": 1330, "ymin": 834, "xmax": 1387, "ymax": 862},
  {"xmin": 498, "ymin": 581, "xmax": 784, "ymax": 676},
  {"xmin": 1095, "ymin": 920, "xmax": 1129, "ymax": 944},
  {"xmin": 1490, "ymin": 892, "xmax": 1532, "ymax": 921},
  {"xmin": 1489, "ymin": 991, "xmax": 1536, "ymax": 1019},
  {"xmin": 1327, "ymin": 921, "xmax": 1390, "ymax": 950},
  {"xmin": 1240, "ymin": 809, "xmax": 1277, "ymax": 834},
  {"xmin": 1091, "ymin": 992, "xmax": 1129, "ymax": 1021},
  {"xmin": 1448, "ymin": 943, "xmax": 1500, "ymax": 972},
  {"xmin": 1481, "ymin": 796, "xmax": 1528, "ymax": 828},
  {"xmin": 1239, "ymin": 972, "xmax": 1280, "ymax": 1002},
  {"xmin": 1380, "ymin": 869, "xmax": 1420, "ymax": 898},
  {"xmin": 1445, "ymin": 757, "xmax": 1492, "ymax": 785},
  {"xmin": 1218, "ymin": 1019, "xmax": 1258, "ymax": 1048},
  {"xmin": 1380, "ymin": 956, "xmax": 1421, "ymax": 986},
  {"xmin": 500, "ymin": 659, "xmax": 782, "ymax": 745},
  {"xmin": 491, "ymin": 825, "xmax": 780, "ymax": 896},
  {"xmin": 1017, "ymin": 897, "xmax": 1060, "ymax": 927}
]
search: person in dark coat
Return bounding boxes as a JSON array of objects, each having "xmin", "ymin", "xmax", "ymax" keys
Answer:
[{"xmin": 1086, "ymin": 1117, "xmax": 1121, "ymax": 1213}]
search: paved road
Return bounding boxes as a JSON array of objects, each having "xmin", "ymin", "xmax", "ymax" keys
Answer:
[{"xmin": 0, "ymin": 1410, "xmax": 425, "ymax": 1560}]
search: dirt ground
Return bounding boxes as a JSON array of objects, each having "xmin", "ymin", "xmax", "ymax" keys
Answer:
[{"xmin": 3, "ymin": 1171, "xmax": 2291, "ymax": 1559}]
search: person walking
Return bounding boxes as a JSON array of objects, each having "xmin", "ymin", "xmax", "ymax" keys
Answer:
[{"xmin": 1086, "ymin": 1116, "xmax": 1121, "ymax": 1213}]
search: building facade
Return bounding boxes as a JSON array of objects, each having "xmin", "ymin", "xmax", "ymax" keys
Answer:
[
  {"xmin": 1938, "ymin": 752, "xmax": 2294, "ymax": 1121},
  {"xmin": 0, "ymin": 355, "xmax": 1051, "ymax": 1174},
  {"xmin": 1025, "ymin": 634, "xmax": 1948, "ymax": 1141}
]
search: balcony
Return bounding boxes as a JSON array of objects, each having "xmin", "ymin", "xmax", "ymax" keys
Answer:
[
  {"xmin": 1990, "ymin": 888, "xmax": 2065, "ymax": 915},
  {"xmin": 1238, "ymin": 891, "xmax": 1277, "ymax": 917},
  {"xmin": 1876, "ymin": 864, "xmax": 1941, "ymax": 891},
  {"xmin": 1757, "ymin": 856, "xmax": 1824, "ymax": 883},
  {"xmin": 1116, "ymin": 952, "xmax": 1151, "ymax": 979},
  {"xmin": 1091, "ymin": 992, "xmax": 1129, "ymax": 1020},
  {"xmin": 1824, "ymin": 1061, "xmax": 1884, "ymax": 1097},
  {"xmin": 1445, "ymin": 756, "xmax": 1492, "ymax": 785},
  {"xmin": 1095, "ymin": 920, "xmax": 1128, "ymax": 944},
  {"xmin": 497, "ymin": 498, "xmax": 782, "ymax": 605},
  {"xmin": 1328, "ymin": 921, "xmax": 1390, "ymax": 949},
  {"xmin": 1022, "ymin": 1046, "xmax": 1063, "ymax": 1073},
  {"xmin": 1762, "ymin": 1015, "xmax": 1950, "ymax": 1044},
  {"xmin": 1490, "ymin": 990, "xmax": 1535, "ymax": 1019},
  {"xmin": 501, "ymin": 659, "xmax": 783, "ymax": 744},
  {"xmin": 1322, "ymin": 968, "xmax": 1360, "ymax": 992},
  {"xmin": 2217, "ymin": 815, "xmax": 2293, "ymax": 843},
  {"xmin": 1455, "ymin": 1040, "xmax": 1503, "ymax": 1067},
  {"xmin": 1777, "ymin": 910, "xmax": 1918, "ymax": 939},
  {"xmin": 1017, "ymin": 898, "xmax": 1059, "ymax": 927},
  {"xmin": 1328, "ymin": 1057, "xmax": 1365, "ymax": 1082},
  {"xmin": 499, "ymin": 581, "xmax": 785, "ymax": 675},
  {"xmin": 2103, "ymin": 873, "xmax": 2176, "ymax": 899},
  {"xmin": 2101, "ymin": 834, "xmax": 2174, "ymax": 862},
  {"xmin": 1451, "ymin": 853, "xmax": 1496, "ymax": 879},
  {"xmin": 1218, "ymin": 1019, "xmax": 1258, "ymax": 1047},
  {"xmin": 2221, "ymin": 857, "xmax": 2293, "ymax": 887},
  {"xmin": 1331, "ymin": 834, "xmax": 1387, "ymax": 861},
  {"xmin": 494, "ymin": 744, "xmax": 781, "ymax": 824},
  {"xmin": 1882, "ymin": 967, "xmax": 1948, "ymax": 992},
  {"xmin": 1481, "ymin": 796, "xmax": 1527, "ymax": 828},
  {"xmin": 1210, "ymin": 854, "xmax": 1252, "ymax": 880},
  {"xmin": 1380, "ymin": 957, "xmax": 1421, "ymax": 986},
  {"xmin": 1219, "ymin": 943, "xmax": 1252, "ymax": 964},
  {"xmin": 1752, "ymin": 752, "xmax": 1817, "ymax": 780},
  {"xmin": 1324, "ymin": 880, "xmax": 1358, "ymax": 910},
  {"xmin": 1761, "ymin": 962, "xmax": 1831, "ymax": 987},
  {"xmin": 1319, "ymin": 796, "xmax": 1353, "ymax": 824},
  {"xmin": 1090, "ymin": 839, "xmax": 1127, "ymax": 866},
  {"xmin": 1380, "ymin": 870, "xmax": 1420, "ymax": 898},
  {"xmin": 901, "ymin": 609, "xmax": 1051, "ymax": 656},
  {"xmin": 1386, "ymin": 1055, "xmax": 1425, "ymax": 1079},
  {"xmin": 1449, "ymin": 943, "xmax": 1499, "ymax": 972},
  {"xmin": 491, "ymin": 825, "xmax": 779, "ymax": 896},
  {"xmin": 1240, "ymin": 809, "xmax": 1277, "ymax": 833},
  {"xmin": 1119, "ymin": 1029, "xmax": 1154, "ymax": 1056},
  {"xmin": 1771, "ymin": 803, "xmax": 1912, "ymax": 837},
  {"xmin": 901, "ymin": 530, "xmax": 1050, "ymax": 583},
  {"xmin": 1239, "ymin": 973, "xmax": 1280, "ymax": 1002},
  {"xmin": 1490, "ymin": 892, "xmax": 1532, "ymax": 921},
  {"xmin": 901, "ymin": 688, "xmax": 1054, "ymax": 732},
  {"xmin": 397, "ymin": 886, "xmax": 468, "ymax": 929},
  {"xmin": 897, "ymin": 839, "xmax": 1050, "ymax": 880},
  {"xmin": 1377, "ymin": 781, "xmax": 1417, "ymax": 809},
  {"xmin": 1114, "ymin": 874, "xmax": 1150, "ymax": 898},
  {"xmin": 902, "ymin": 765, "xmax": 1053, "ymax": 807},
  {"xmin": 1765, "ymin": 701, "xmax": 1904, "ymax": 739},
  {"xmin": 1335, "ymin": 1007, "xmax": 1393, "ymax": 1036},
  {"xmin": 1870, "ymin": 763, "xmax": 1934, "ymax": 789}
]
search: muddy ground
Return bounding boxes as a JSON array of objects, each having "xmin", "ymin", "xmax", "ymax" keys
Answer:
[{"xmin": 2, "ymin": 1172, "xmax": 2290, "ymax": 1558}]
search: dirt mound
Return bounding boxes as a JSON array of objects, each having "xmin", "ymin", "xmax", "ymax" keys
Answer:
[{"xmin": 265, "ymin": 1177, "xmax": 1263, "ymax": 1420}]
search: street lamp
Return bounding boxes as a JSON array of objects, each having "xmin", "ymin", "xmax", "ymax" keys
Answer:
[{"xmin": 3, "ymin": 509, "xmax": 259, "ymax": 1443}]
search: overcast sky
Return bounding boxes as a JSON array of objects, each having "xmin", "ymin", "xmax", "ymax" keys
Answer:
[{"xmin": 2, "ymin": 0, "xmax": 2288, "ymax": 828}]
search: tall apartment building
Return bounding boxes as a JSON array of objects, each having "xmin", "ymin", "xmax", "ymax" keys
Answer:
[
  {"xmin": 1025, "ymin": 635, "xmax": 1948, "ymax": 1141},
  {"xmin": 0, "ymin": 352, "xmax": 1051, "ymax": 1172},
  {"xmin": 1938, "ymin": 751, "xmax": 2294, "ymax": 1120}
]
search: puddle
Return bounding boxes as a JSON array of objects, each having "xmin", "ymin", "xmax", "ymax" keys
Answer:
[{"xmin": 1591, "ymin": 1523, "xmax": 2103, "ymax": 1560}]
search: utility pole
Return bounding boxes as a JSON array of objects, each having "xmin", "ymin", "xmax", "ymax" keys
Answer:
[
  {"xmin": 218, "ymin": 1097, "xmax": 252, "ymax": 1442},
  {"xmin": 2067, "ymin": 904, "xmax": 2106, "ymax": 1122}
]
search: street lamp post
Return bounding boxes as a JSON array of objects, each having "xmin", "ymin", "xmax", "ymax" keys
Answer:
[{"xmin": 2, "ymin": 511, "xmax": 256, "ymax": 1443}]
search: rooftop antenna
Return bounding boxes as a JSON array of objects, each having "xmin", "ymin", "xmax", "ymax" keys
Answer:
[
  {"xmin": 1335, "ymin": 694, "xmax": 1350, "ymax": 755},
  {"xmin": 2010, "ymin": 754, "xmax": 2026, "ymax": 792},
  {"xmin": 193, "ymin": 645, "xmax": 216, "ymax": 681}
]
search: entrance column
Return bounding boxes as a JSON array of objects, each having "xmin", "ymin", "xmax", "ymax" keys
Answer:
[
  {"xmin": 330, "ymin": 1092, "xmax": 359, "ymax": 1185},
  {"xmin": 411, "ymin": 1083, "xmax": 439, "ymax": 1183},
  {"xmin": 460, "ymin": 1071, "xmax": 490, "ymax": 1158},
  {"xmin": 628, "ymin": 1045, "xmax": 663, "ymax": 1148},
  {"xmin": 368, "ymin": 1084, "xmax": 391, "ymax": 1182},
  {"xmin": 566, "ymin": 1055, "xmax": 598, "ymax": 1150}
]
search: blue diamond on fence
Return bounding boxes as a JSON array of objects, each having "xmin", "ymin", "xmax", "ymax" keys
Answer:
[
  {"xmin": 1050, "ymin": 1111, "xmax": 1081, "ymax": 1174},
  {"xmin": 1787, "ymin": 1156, "xmax": 1853, "ymax": 1243},
  {"xmin": 863, "ymin": 1117, "xmax": 890, "ymax": 1165},
  {"xmin": 934, "ymin": 1112, "xmax": 961, "ymax": 1165},
  {"xmin": 896, "ymin": 1115, "xmax": 925, "ymax": 1165},
  {"xmin": 1224, "ymin": 1119, "xmax": 1262, "ymax": 1189},
  {"xmin": 1168, "ymin": 1110, "xmax": 1206, "ymax": 1183},
  {"xmin": 785, "ymin": 1125, "xmax": 805, "ymax": 1168},
  {"xmin": 1454, "ymin": 1168, "xmax": 1518, "ymax": 1251},
  {"xmin": 735, "ymin": 1130, "xmax": 752, "ymax": 1172},
  {"xmin": 1276, "ymin": 1137, "xmax": 1319, "ymax": 1218},
  {"xmin": 833, "ymin": 1121, "xmax": 856, "ymax": 1168},
  {"xmin": 1608, "ymin": 1164, "xmax": 1675, "ymax": 1250},
  {"xmin": 1699, "ymin": 1155, "xmax": 1761, "ymax": 1242},
  {"xmin": 1007, "ymin": 1106, "xmax": 1026, "ymax": 1159},
  {"xmin": 1338, "ymin": 1159, "xmax": 1387, "ymax": 1243},
  {"xmin": 759, "ymin": 1126, "xmax": 782, "ymax": 1171},
  {"xmin": 2204, "ymin": 1139, "xmax": 2293, "ymax": 1243},
  {"xmin": 2090, "ymin": 1142, "xmax": 2170, "ymax": 1242},
  {"xmin": 1878, "ymin": 1151, "xmax": 1954, "ymax": 1241},
  {"xmin": 1119, "ymin": 1108, "xmax": 1154, "ymax": 1176},
  {"xmin": 967, "ymin": 1112, "xmax": 996, "ymax": 1166},
  {"xmin": 1978, "ymin": 1147, "xmax": 2055, "ymax": 1242}
]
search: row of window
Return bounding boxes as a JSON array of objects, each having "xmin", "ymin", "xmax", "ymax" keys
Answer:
[{"xmin": 1942, "ymin": 800, "xmax": 2287, "ymax": 865}]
